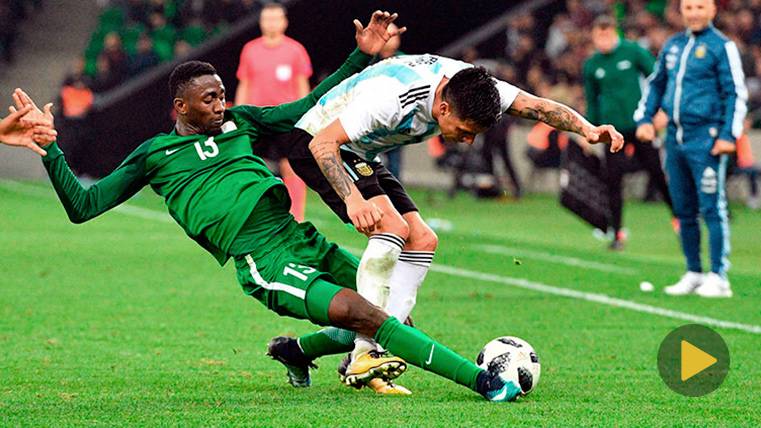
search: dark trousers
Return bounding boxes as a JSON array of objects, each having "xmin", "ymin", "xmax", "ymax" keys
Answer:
[
  {"xmin": 605, "ymin": 131, "xmax": 673, "ymax": 233},
  {"xmin": 482, "ymin": 116, "xmax": 522, "ymax": 197}
]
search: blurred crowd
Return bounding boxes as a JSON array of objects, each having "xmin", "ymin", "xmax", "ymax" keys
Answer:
[
  {"xmin": 70, "ymin": 0, "xmax": 263, "ymax": 95},
  {"xmin": 58, "ymin": 0, "xmax": 269, "ymax": 140},
  {"xmin": 467, "ymin": 0, "xmax": 761, "ymax": 127}
]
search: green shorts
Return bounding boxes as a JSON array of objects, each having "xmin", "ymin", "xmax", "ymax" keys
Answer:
[{"xmin": 233, "ymin": 221, "xmax": 359, "ymax": 325}]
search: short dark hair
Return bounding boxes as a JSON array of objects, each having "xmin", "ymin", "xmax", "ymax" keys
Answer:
[
  {"xmin": 443, "ymin": 67, "xmax": 501, "ymax": 130},
  {"xmin": 261, "ymin": 2, "xmax": 287, "ymax": 14},
  {"xmin": 169, "ymin": 60, "xmax": 217, "ymax": 98},
  {"xmin": 592, "ymin": 15, "xmax": 616, "ymax": 30}
]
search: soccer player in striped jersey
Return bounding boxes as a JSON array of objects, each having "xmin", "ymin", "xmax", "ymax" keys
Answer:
[{"xmin": 280, "ymin": 53, "xmax": 625, "ymax": 394}]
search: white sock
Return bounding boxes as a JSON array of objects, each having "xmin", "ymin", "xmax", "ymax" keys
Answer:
[
  {"xmin": 352, "ymin": 336, "xmax": 377, "ymax": 360},
  {"xmin": 385, "ymin": 251, "xmax": 434, "ymax": 322},
  {"xmin": 350, "ymin": 234, "xmax": 404, "ymax": 360},
  {"xmin": 356, "ymin": 233, "xmax": 404, "ymax": 308}
]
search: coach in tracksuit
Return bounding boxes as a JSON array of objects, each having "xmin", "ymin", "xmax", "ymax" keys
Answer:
[{"xmin": 635, "ymin": 0, "xmax": 747, "ymax": 298}]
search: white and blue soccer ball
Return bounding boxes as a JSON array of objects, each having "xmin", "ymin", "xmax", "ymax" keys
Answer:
[{"xmin": 477, "ymin": 336, "xmax": 541, "ymax": 396}]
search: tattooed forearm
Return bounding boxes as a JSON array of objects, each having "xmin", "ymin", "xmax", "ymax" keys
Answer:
[
  {"xmin": 507, "ymin": 93, "xmax": 591, "ymax": 135},
  {"xmin": 309, "ymin": 139, "xmax": 354, "ymax": 200}
]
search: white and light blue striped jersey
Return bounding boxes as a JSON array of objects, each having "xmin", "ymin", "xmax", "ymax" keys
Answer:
[{"xmin": 294, "ymin": 54, "xmax": 520, "ymax": 161}]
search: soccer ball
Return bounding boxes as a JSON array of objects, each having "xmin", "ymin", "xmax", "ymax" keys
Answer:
[{"xmin": 476, "ymin": 336, "xmax": 541, "ymax": 396}]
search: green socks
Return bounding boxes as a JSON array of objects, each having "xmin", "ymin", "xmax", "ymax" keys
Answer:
[
  {"xmin": 298, "ymin": 318, "xmax": 484, "ymax": 393},
  {"xmin": 373, "ymin": 316, "xmax": 482, "ymax": 391},
  {"xmin": 299, "ymin": 328, "xmax": 355, "ymax": 360}
]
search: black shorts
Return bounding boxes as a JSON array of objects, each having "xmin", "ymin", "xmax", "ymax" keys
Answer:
[{"xmin": 286, "ymin": 128, "xmax": 418, "ymax": 224}]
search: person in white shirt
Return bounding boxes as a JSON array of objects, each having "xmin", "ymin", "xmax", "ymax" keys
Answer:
[{"xmin": 280, "ymin": 54, "xmax": 623, "ymax": 394}]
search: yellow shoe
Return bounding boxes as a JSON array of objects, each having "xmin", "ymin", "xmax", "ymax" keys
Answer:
[
  {"xmin": 368, "ymin": 378, "xmax": 412, "ymax": 395},
  {"xmin": 344, "ymin": 351, "xmax": 407, "ymax": 388}
]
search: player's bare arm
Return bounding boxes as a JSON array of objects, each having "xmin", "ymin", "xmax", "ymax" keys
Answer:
[
  {"xmin": 0, "ymin": 91, "xmax": 57, "ymax": 156},
  {"xmin": 309, "ymin": 119, "xmax": 382, "ymax": 234},
  {"xmin": 507, "ymin": 91, "xmax": 624, "ymax": 152}
]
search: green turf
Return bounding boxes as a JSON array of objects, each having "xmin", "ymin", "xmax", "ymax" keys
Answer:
[{"xmin": 1, "ymin": 180, "xmax": 760, "ymax": 427}]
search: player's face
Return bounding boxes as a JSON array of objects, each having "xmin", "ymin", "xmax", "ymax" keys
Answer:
[
  {"xmin": 259, "ymin": 7, "xmax": 288, "ymax": 37},
  {"xmin": 179, "ymin": 74, "xmax": 226, "ymax": 135},
  {"xmin": 680, "ymin": 0, "xmax": 715, "ymax": 32},
  {"xmin": 437, "ymin": 106, "xmax": 483, "ymax": 144},
  {"xmin": 592, "ymin": 27, "xmax": 618, "ymax": 53}
]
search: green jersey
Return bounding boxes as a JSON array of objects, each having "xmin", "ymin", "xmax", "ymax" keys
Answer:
[
  {"xmin": 582, "ymin": 39, "xmax": 655, "ymax": 132},
  {"xmin": 42, "ymin": 48, "xmax": 372, "ymax": 265}
]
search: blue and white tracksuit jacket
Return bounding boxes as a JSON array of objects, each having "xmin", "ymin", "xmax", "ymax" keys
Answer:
[{"xmin": 635, "ymin": 24, "xmax": 747, "ymax": 277}]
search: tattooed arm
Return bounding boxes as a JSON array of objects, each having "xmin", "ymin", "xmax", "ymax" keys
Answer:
[
  {"xmin": 507, "ymin": 91, "xmax": 624, "ymax": 152},
  {"xmin": 308, "ymin": 119, "xmax": 383, "ymax": 234}
]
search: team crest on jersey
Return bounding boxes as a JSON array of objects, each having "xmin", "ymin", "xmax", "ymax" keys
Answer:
[
  {"xmin": 695, "ymin": 44, "xmax": 707, "ymax": 59},
  {"xmin": 595, "ymin": 68, "xmax": 606, "ymax": 79},
  {"xmin": 355, "ymin": 162, "xmax": 374, "ymax": 177}
]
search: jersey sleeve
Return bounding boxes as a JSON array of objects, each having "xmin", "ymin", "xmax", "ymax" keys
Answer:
[
  {"xmin": 634, "ymin": 40, "xmax": 670, "ymax": 125},
  {"xmin": 41, "ymin": 141, "xmax": 150, "ymax": 223},
  {"xmin": 233, "ymin": 48, "xmax": 372, "ymax": 134},
  {"xmin": 339, "ymin": 91, "xmax": 400, "ymax": 142},
  {"xmin": 716, "ymin": 40, "xmax": 748, "ymax": 142},
  {"xmin": 494, "ymin": 78, "xmax": 521, "ymax": 113}
]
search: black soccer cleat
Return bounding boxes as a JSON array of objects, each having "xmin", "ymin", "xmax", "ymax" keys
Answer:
[
  {"xmin": 337, "ymin": 352, "xmax": 351, "ymax": 382},
  {"xmin": 267, "ymin": 336, "xmax": 317, "ymax": 388}
]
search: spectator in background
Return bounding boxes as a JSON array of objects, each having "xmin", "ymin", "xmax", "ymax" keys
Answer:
[
  {"xmin": 91, "ymin": 54, "xmax": 121, "ymax": 93},
  {"xmin": 58, "ymin": 57, "xmax": 95, "ymax": 176},
  {"xmin": 102, "ymin": 32, "xmax": 129, "ymax": 81},
  {"xmin": 173, "ymin": 39, "xmax": 192, "ymax": 58},
  {"xmin": 148, "ymin": 12, "xmax": 176, "ymax": 61},
  {"xmin": 582, "ymin": 15, "xmax": 674, "ymax": 250},
  {"xmin": 235, "ymin": 2, "xmax": 312, "ymax": 222},
  {"xmin": 635, "ymin": 0, "xmax": 747, "ymax": 297},
  {"xmin": 129, "ymin": 33, "xmax": 160, "ymax": 75},
  {"xmin": 60, "ymin": 58, "xmax": 94, "ymax": 118}
]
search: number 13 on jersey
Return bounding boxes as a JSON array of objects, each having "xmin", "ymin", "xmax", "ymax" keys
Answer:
[
  {"xmin": 283, "ymin": 263, "xmax": 316, "ymax": 281},
  {"xmin": 194, "ymin": 137, "xmax": 219, "ymax": 160}
]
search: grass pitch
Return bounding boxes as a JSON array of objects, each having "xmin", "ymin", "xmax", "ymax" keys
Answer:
[{"xmin": 1, "ymin": 180, "xmax": 760, "ymax": 427}]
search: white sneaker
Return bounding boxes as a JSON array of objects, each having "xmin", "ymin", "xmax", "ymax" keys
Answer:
[
  {"xmin": 695, "ymin": 272, "xmax": 733, "ymax": 298},
  {"xmin": 664, "ymin": 272, "xmax": 704, "ymax": 296}
]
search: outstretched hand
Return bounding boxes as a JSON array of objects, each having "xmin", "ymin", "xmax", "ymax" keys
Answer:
[
  {"xmin": 585, "ymin": 124, "xmax": 624, "ymax": 153},
  {"xmin": 354, "ymin": 10, "xmax": 406, "ymax": 56},
  {"xmin": 8, "ymin": 88, "xmax": 57, "ymax": 153},
  {"xmin": 0, "ymin": 103, "xmax": 56, "ymax": 156}
]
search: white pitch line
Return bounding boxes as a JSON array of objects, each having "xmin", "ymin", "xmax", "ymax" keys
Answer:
[
  {"xmin": 341, "ymin": 246, "xmax": 761, "ymax": 335},
  {"xmin": 429, "ymin": 264, "xmax": 761, "ymax": 335},
  {"xmin": 5, "ymin": 180, "xmax": 761, "ymax": 335},
  {"xmin": 474, "ymin": 243, "xmax": 637, "ymax": 275}
]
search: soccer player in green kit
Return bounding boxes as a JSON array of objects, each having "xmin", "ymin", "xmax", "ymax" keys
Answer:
[{"xmin": 3, "ymin": 11, "xmax": 522, "ymax": 402}]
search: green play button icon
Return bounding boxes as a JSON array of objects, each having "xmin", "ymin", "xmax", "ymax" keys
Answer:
[{"xmin": 657, "ymin": 324, "xmax": 730, "ymax": 397}]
